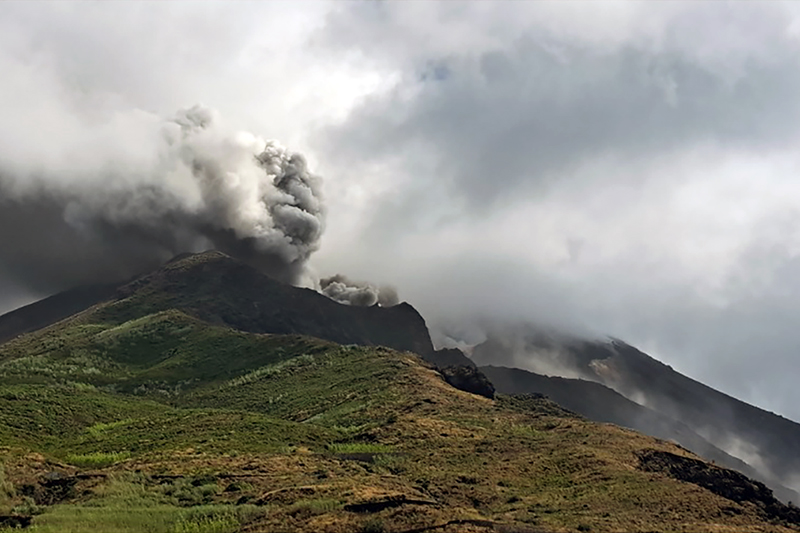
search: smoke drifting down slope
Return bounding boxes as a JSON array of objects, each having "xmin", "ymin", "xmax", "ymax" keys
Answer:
[{"xmin": 0, "ymin": 105, "xmax": 324, "ymax": 292}]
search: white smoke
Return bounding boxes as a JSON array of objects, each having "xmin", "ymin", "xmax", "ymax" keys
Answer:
[{"xmin": 320, "ymin": 274, "xmax": 399, "ymax": 307}]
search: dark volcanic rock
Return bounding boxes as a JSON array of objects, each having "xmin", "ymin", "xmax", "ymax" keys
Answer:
[
  {"xmin": 426, "ymin": 347, "xmax": 475, "ymax": 368},
  {"xmin": 343, "ymin": 495, "xmax": 438, "ymax": 513},
  {"xmin": 440, "ymin": 365, "xmax": 495, "ymax": 399},
  {"xmin": 19, "ymin": 473, "xmax": 78, "ymax": 506},
  {"xmin": 0, "ymin": 515, "xmax": 32, "ymax": 529}
]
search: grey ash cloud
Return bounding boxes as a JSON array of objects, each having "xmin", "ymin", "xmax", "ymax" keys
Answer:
[
  {"xmin": 320, "ymin": 274, "xmax": 399, "ymax": 307},
  {"xmin": 0, "ymin": 104, "xmax": 324, "ymax": 293}
]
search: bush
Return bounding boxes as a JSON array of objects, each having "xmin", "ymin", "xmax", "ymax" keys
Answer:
[
  {"xmin": 289, "ymin": 498, "xmax": 341, "ymax": 518},
  {"xmin": 158, "ymin": 478, "xmax": 220, "ymax": 507},
  {"xmin": 361, "ymin": 517, "xmax": 386, "ymax": 533},
  {"xmin": 0, "ymin": 465, "xmax": 15, "ymax": 508},
  {"xmin": 11, "ymin": 496, "xmax": 42, "ymax": 516}
]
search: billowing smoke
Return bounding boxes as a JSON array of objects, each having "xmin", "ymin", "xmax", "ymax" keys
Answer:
[
  {"xmin": 320, "ymin": 274, "xmax": 400, "ymax": 307},
  {"xmin": 0, "ymin": 105, "xmax": 324, "ymax": 294}
]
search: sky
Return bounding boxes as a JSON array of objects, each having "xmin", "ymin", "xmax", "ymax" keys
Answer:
[{"xmin": 2, "ymin": 1, "xmax": 800, "ymax": 420}]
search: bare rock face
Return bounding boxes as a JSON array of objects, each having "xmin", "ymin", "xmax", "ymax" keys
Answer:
[{"xmin": 440, "ymin": 365, "xmax": 495, "ymax": 399}]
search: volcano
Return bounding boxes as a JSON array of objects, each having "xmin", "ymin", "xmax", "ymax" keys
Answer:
[{"xmin": 0, "ymin": 251, "xmax": 798, "ymax": 532}]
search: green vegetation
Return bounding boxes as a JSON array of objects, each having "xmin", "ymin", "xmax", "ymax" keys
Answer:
[
  {"xmin": 65, "ymin": 451, "xmax": 131, "ymax": 468},
  {"xmin": 325, "ymin": 443, "xmax": 393, "ymax": 454},
  {"xmin": 0, "ymin": 309, "xmax": 327, "ymax": 391},
  {"xmin": 85, "ymin": 419, "xmax": 133, "ymax": 438},
  {"xmin": 289, "ymin": 498, "xmax": 342, "ymax": 517},
  {"xmin": 0, "ymin": 269, "xmax": 794, "ymax": 532},
  {"xmin": 0, "ymin": 465, "xmax": 14, "ymax": 508},
  {"xmin": 1, "ymin": 476, "xmax": 266, "ymax": 533}
]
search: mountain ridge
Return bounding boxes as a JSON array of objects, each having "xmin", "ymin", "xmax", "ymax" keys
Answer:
[{"xmin": 0, "ymin": 283, "xmax": 119, "ymax": 345}]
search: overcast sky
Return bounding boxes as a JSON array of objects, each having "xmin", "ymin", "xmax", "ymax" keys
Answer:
[{"xmin": 2, "ymin": 1, "xmax": 800, "ymax": 420}]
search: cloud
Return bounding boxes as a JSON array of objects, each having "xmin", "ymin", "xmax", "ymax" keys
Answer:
[
  {"xmin": 0, "ymin": 1, "xmax": 368, "ymax": 303},
  {"xmin": 317, "ymin": 2, "xmax": 800, "ymax": 209},
  {"xmin": 310, "ymin": 2, "xmax": 800, "ymax": 420}
]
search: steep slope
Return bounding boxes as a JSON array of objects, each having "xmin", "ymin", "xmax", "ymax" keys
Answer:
[
  {"xmin": 596, "ymin": 341, "xmax": 800, "ymax": 486},
  {"xmin": 474, "ymin": 333, "xmax": 800, "ymax": 504},
  {"xmin": 481, "ymin": 365, "xmax": 800, "ymax": 504},
  {"xmin": 0, "ymin": 283, "xmax": 118, "ymax": 345},
  {"xmin": 1, "ymin": 306, "xmax": 799, "ymax": 532}
]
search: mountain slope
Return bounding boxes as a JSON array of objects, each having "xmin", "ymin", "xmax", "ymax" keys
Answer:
[
  {"xmin": 473, "ymin": 333, "xmax": 800, "ymax": 504},
  {"xmin": 1, "ymin": 307, "xmax": 799, "ymax": 532},
  {"xmin": 0, "ymin": 283, "xmax": 118, "ymax": 345},
  {"xmin": 95, "ymin": 251, "xmax": 435, "ymax": 358},
  {"xmin": 598, "ymin": 341, "xmax": 800, "ymax": 484},
  {"xmin": 480, "ymin": 365, "xmax": 800, "ymax": 504}
]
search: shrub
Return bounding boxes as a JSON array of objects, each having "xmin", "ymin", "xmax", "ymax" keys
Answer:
[
  {"xmin": 362, "ymin": 517, "xmax": 386, "ymax": 533},
  {"xmin": 86, "ymin": 419, "xmax": 133, "ymax": 438},
  {"xmin": 0, "ymin": 465, "xmax": 15, "ymax": 508},
  {"xmin": 289, "ymin": 498, "xmax": 341, "ymax": 518}
]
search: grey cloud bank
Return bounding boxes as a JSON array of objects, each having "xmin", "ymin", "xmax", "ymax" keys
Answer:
[{"xmin": 313, "ymin": 1, "xmax": 800, "ymax": 420}]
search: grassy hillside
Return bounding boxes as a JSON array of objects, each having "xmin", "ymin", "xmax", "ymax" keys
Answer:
[
  {"xmin": 0, "ymin": 265, "xmax": 798, "ymax": 531},
  {"xmin": 474, "ymin": 333, "xmax": 800, "ymax": 501},
  {"xmin": 480, "ymin": 365, "xmax": 800, "ymax": 505}
]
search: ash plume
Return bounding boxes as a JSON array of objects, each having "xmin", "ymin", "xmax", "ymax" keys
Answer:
[
  {"xmin": 0, "ymin": 105, "xmax": 324, "ymax": 294},
  {"xmin": 320, "ymin": 274, "xmax": 399, "ymax": 307}
]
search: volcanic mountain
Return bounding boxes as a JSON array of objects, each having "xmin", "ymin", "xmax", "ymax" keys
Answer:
[
  {"xmin": 0, "ymin": 251, "xmax": 447, "ymax": 365},
  {"xmin": 0, "ymin": 251, "xmax": 798, "ymax": 532}
]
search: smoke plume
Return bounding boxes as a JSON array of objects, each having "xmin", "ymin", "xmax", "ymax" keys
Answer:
[
  {"xmin": 0, "ymin": 105, "xmax": 324, "ymax": 294},
  {"xmin": 320, "ymin": 274, "xmax": 400, "ymax": 307}
]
